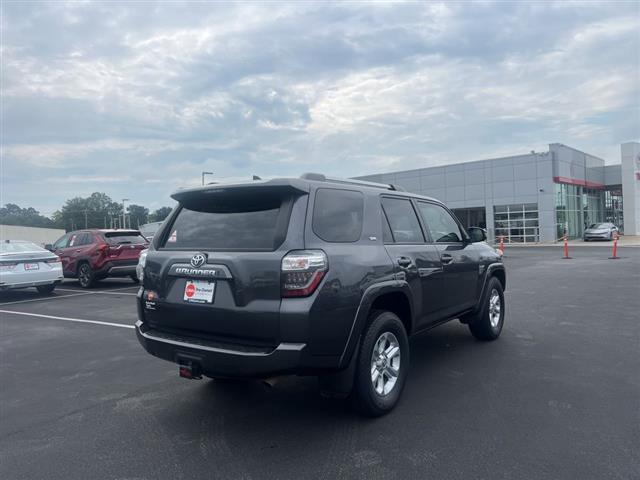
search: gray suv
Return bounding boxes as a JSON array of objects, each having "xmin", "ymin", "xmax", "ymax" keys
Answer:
[{"xmin": 135, "ymin": 174, "xmax": 506, "ymax": 416}]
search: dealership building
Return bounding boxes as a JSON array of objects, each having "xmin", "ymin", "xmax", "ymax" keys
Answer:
[{"xmin": 357, "ymin": 142, "xmax": 640, "ymax": 243}]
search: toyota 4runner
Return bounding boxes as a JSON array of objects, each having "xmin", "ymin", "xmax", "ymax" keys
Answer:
[{"xmin": 135, "ymin": 174, "xmax": 506, "ymax": 416}]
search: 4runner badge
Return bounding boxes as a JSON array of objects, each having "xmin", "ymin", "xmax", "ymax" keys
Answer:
[{"xmin": 190, "ymin": 253, "xmax": 207, "ymax": 268}]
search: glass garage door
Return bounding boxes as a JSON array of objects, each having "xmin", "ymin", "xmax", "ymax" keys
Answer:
[{"xmin": 494, "ymin": 204, "xmax": 539, "ymax": 244}]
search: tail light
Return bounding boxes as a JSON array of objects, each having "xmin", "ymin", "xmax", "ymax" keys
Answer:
[
  {"xmin": 136, "ymin": 249, "xmax": 148, "ymax": 282},
  {"xmin": 281, "ymin": 250, "xmax": 327, "ymax": 298},
  {"xmin": 0, "ymin": 262, "xmax": 18, "ymax": 271},
  {"xmin": 45, "ymin": 258, "xmax": 61, "ymax": 264}
]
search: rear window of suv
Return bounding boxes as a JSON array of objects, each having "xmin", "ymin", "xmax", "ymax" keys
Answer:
[
  {"xmin": 162, "ymin": 197, "xmax": 288, "ymax": 251},
  {"xmin": 104, "ymin": 232, "xmax": 147, "ymax": 245},
  {"xmin": 312, "ymin": 188, "xmax": 364, "ymax": 242}
]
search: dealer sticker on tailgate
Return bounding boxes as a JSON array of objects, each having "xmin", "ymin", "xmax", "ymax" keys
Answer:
[{"xmin": 183, "ymin": 279, "xmax": 215, "ymax": 304}]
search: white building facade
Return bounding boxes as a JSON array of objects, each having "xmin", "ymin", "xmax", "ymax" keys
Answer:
[{"xmin": 357, "ymin": 142, "xmax": 639, "ymax": 243}]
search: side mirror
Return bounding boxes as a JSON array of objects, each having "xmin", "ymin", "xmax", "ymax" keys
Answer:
[
  {"xmin": 468, "ymin": 227, "xmax": 487, "ymax": 243},
  {"xmin": 44, "ymin": 244, "xmax": 54, "ymax": 251}
]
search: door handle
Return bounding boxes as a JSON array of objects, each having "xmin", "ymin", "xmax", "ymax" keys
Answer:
[
  {"xmin": 75, "ymin": 249, "xmax": 82, "ymax": 253},
  {"xmin": 396, "ymin": 257, "xmax": 413, "ymax": 268},
  {"xmin": 441, "ymin": 254, "xmax": 454, "ymax": 265}
]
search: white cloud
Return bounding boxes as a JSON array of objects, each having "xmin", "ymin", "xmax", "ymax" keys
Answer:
[{"xmin": 1, "ymin": 1, "xmax": 638, "ymax": 214}]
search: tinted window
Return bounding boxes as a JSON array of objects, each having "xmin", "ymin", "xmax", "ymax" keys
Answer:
[
  {"xmin": 104, "ymin": 232, "xmax": 147, "ymax": 245},
  {"xmin": 163, "ymin": 202, "xmax": 283, "ymax": 250},
  {"xmin": 53, "ymin": 234, "xmax": 70, "ymax": 249},
  {"xmin": 381, "ymin": 211, "xmax": 394, "ymax": 243},
  {"xmin": 68, "ymin": 233, "xmax": 80, "ymax": 247},
  {"xmin": 417, "ymin": 202, "xmax": 463, "ymax": 243},
  {"xmin": 75, "ymin": 233, "xmax": 92, "ymax": 246},
  {"xmin": 381, "ymin": 197, "xmax": 424, "ymax": 243},
  {"xmin": 312, "ymin": 188, "xmax": 364, "ymax": 242}
]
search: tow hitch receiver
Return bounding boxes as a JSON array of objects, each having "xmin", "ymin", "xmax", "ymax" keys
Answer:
[{"xmin": 179, "ymin": 362, "xmax": 202, "ymax": 380}]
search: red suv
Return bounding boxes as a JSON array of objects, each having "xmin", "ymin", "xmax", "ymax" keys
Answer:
[{"xmin": 47, "ymin": 229, "xmax": 148, "ymax": 288}]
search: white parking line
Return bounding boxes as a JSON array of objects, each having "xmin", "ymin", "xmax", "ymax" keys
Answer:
[
  {"xmin": 0, "ymin": 286, "xmax": 140, "ymax": 306},
  {"xmin": 0, "ymin": 292, "xmax": 94, "ymax": 306},
  {"xmin": 56, "ymin": 288, "xmax": 139, "ymax": 296},
  {"xmin": 0, "ymin": 309, "xmax": 135, "ymax": 329}
]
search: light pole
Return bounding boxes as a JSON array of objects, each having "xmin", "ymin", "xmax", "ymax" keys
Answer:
[
  {"xmin": 202, "ymin": 171, "xmax": 213, "ymax": 185},
  {"xmin": 122, "ymin": 198, "xmax": 130, "ymax": 229}
]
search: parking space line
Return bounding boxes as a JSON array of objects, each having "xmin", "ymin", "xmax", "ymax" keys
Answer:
[
  {"xmin": 56, "ymin": 288, "xmax": 139, "ymax": 296},
  {"xmin": 0, "ymin": 286, "xmax": 140, "ymax": 306},
  {"xmin": 0, "ymin": 292, "xmax": 94, "ymax": 306},
  {"xmin": 0, "ymin": 309, "xmax": 135, "ymax": 329}
]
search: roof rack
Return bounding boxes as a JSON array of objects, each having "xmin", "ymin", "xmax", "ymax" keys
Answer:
[{"xmin": 300, "ymin": 173, "xmax": 405, "ymax": 192}]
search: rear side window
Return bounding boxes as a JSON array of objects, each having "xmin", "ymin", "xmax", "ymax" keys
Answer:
[
  {"xmin": 381, "ymin": 197, "xmax": 425, "ymax": 243},
  {"xmin": 381, "ymin": 211, "xmax": 393, "ymax": 243},
  {"xmin": 162, "ymin": 199, "xmax": 287, "ymax": 250},
  {"xmin": 312, "ymin": 188, "xmax": 364, "ymax": 242},
  {"xmin": 104, "ymin": 232, "xmax": 147, "ymax": 245},
  {"xmin": 75, "ymin": 233, "xmax": 92, "ymax": 246}
]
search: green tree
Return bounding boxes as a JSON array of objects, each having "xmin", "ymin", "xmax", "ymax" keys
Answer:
[
  {"xmin": 149, "ymin": 206, "xmax": 172, "ymax": 222},
  {"xmin": 127, "ymin": 204, "xmax": 149, "ymax": 228},
  {"xmin": 0, "ymin": 203, "xmax": 56, "ymax": 228},
  {"xmin": 57, "ymin": 193, "xmax": 123, "ymax": 231}
]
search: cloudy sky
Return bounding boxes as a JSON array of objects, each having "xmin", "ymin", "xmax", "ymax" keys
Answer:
[{"xmin": 2, "ymin": 1, "xmax": 639, "ymax": 215}]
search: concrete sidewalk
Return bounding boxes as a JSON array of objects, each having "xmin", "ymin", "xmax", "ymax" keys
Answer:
[{"xmin": 494, "ymin": 235, "xmax": 640, "ymax": 248}]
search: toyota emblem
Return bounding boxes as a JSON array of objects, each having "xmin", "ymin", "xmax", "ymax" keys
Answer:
[{"xmin": 190, "ymin": 253, "xmax": 207, "ymax": 268}]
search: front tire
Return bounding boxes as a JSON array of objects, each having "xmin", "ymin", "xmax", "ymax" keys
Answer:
[
  {"xmin": 77, "ymin": 263, "xmax": 95, "ymax": 288},
  {"xmin": 353, "ymin": 310, "xmax": 409, "ymax": 417},
  {"xmin": 467, "ymin": 276, "xmax": 505, "ymax": 341},
  {"xmin": 36, "ymin": 284, "xmax": 56, "ymax": 294}
]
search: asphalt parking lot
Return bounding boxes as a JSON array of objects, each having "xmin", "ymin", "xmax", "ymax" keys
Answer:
[{"xmin": 1, "ymin": 247, "xmax": 639, "ymax": 480}]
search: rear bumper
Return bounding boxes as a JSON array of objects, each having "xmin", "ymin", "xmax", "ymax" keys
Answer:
[
  {"xmin": 95, "ymin": 261, "xmax": 137, "ymax": 278},
  {"xmin": 0, "ymin": 278, "xmax": 63, "ymax": 290},
  {"xmin": 0, "ymin": 267, "xmax": 63, "ymax": 290},
  {"xmin": 135, "ymin": 320, "xmax": 308, "ymax": 377}
]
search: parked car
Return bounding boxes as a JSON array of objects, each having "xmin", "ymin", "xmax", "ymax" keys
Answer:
[
  {"xmin": 583, "ymin": 222, "xmax": 619, "ymax": 241},
  {"xmin": 46, "ymin": 229, "xmax": 148, "ymax": 288},
  {"xmin": 0, "ymin": 240, "xmax": 63, "ymax": 293},
  {"xmin": 135, "ymin": 174, "xmax": 506, "ymax": 416},
  {"xmin": 139, "ymin": 221, "xmax": 164, "ymax": 242}
]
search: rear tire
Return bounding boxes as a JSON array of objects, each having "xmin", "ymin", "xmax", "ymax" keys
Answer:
[
  {"xmin": 36, "ymin": 284, "xmax": 56, "ymax": 294},
  {"xmin": 353, "ymin": 310, "xmax": 409, "ymax": 417},
  {"xmin": 77, "ymin": 262, "xmax": 95, "ymax": 289},
  {"xmin": 466, "ymin": 276, "xmax": 505, "ymax": 341}
]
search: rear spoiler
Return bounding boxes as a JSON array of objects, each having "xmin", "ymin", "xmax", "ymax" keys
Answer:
[{"xmin": 171, "ymin": 179, "xmax": 310, "ymax": 212}]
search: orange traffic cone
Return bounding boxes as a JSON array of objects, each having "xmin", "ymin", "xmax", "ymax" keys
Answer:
[
  {"xmin": 562, "ymin": 234, "xmax": 571, "ymax": 259},
  {"xmin": 609, "ymin": 233, "xmax": 620, "ymax": 260}
]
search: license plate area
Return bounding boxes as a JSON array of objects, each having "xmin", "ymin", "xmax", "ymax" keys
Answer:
[
  {"xmin": 24, "ymin": 263, "xmax": 39, "ymax": 271},
  {"xmin": 183, "ymin": 279, "xmax": 215, "ymax": 304}
]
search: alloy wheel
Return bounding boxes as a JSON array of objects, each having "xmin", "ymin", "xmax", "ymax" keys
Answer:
[
  {"xmin": 370, "ymin": 331, "xmax": 401, "ymax": 396},
  {"xmin": 489, "ymin": 288, "xmax": 501, "ymax": 328}
]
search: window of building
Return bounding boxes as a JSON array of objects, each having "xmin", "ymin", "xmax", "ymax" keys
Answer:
[
  {"xmin": 554, "ymin": 184, "xmax": 606, "ymax": 240},
  {"xmin": 605, "ymin": 187, "xmax": 624, "ymax": 233},
  {"xmin": 494, "ymin": 203, "xmax": 539, "ymax": 244}
]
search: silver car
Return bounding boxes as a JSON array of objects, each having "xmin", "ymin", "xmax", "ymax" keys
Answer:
[
  {"xmin": 0, "ymin": 240, "xmax": 64, "ymax": 293},
  {"xmin": 583, "ymin": 222, "xmax": 618, "ymax": 241}
]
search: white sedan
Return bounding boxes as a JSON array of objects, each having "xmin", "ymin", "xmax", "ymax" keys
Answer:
[{"xmin": 0, "ymin": 240, "xmax": 64, "ymax": 294}]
